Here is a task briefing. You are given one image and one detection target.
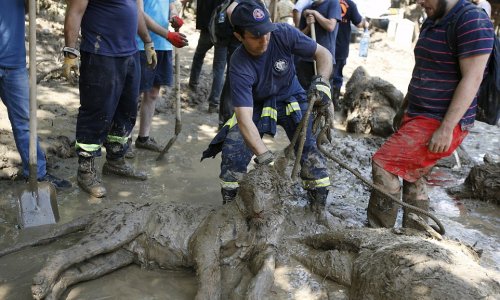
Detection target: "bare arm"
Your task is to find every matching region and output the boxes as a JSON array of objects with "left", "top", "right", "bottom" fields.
[
  {"left": 169, "top": 2, "right": 178, "bottom": 19},
  {"left": 313, "top": 43, "right": 333, "bottom": 81},
  {"left": 303, "top": 9, "right": 337, "bottom": 32},
  {"left": 234, "top": 107, "right": 268, "bottom": 156},
  {"left": 136, "top": 0, "right": 152, "bottom": 43},
  {"left": 429, "top": 53, "right": 490, "bottom": 153},
  {"left": 64, "top": 0, "right": 88, "bottom": 48}
]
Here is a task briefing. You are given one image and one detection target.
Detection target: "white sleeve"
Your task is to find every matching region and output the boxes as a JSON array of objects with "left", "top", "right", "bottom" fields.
[{"left": 293, "top": 0, "right": 312, "bottom": 13}]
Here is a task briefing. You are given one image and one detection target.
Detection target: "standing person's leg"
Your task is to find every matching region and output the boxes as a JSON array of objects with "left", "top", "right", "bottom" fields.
[
  {"left": 220, "top": 123, "right": 254, "bottom": 204},
  {"left": 331, "top": 58, "right": 346, "bottom": 107},
  {"left": 278, "top": 102, "right": 330, "bottom": 210},
  {"left": 207, "top": 44, "right": 227, "bottom": 113},
  {"left": 103, "top": 52, "right": 147, "bottom": 180},
  {"left": 370, "top": 115, "right": 468, "bottom": 228},
  {"left": 0, "top": 67, "right": 70, "bottom": 189},
  {"left": 136, "top": 50, "right": 173, "bottom": 152},
  {"left": 76, "top": 52, "right": 121, "bottom": 197},
  {"left": 188, "top": 29, "right": 213, "bottom": 89},
  {"left": 402, "top": 178, "right": 429, "bottom": 229}
]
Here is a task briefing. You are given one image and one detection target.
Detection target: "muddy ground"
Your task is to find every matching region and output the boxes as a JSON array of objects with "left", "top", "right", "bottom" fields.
[{"left": 0, "top": 5, "right": 499, "bottom": 300}]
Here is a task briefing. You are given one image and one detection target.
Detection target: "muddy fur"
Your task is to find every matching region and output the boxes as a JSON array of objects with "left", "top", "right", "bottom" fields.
[
  {"left": 26, "top": 165, "right": 286, "bottom": 300},
  {"left": 447, "top": 155, "right": 500, "bottom": 204},
  {"left": 290, "top": 228, "right": 500, "bottom": 300},
  {"left": 341, "top": 66, "right": 404, "bottom": 137}
]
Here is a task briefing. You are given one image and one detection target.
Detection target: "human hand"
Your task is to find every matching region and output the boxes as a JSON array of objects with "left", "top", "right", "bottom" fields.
[
  {"left": 428, "top": 126, "right": 453, "bottom": 153},
  {"left": 306, "top": 13, "right": 316, "bottom": 25},
  {"left": 308, "top": 75, "right": 331, "bottom": 107},
  {"left": 167, "top": 31, "right": 189, "bottom": 48},
  {"left": 254, "top": 150, "right": 274, "bottom": 165},
  {"left": 61, "top": 57, "right": 79, "bottom": 85},
  {"left": 170, "top": 16, "right": 184, "bottom": 31},
  {"left": 144, "top": 42, "right": 157, "bottom": 69}
]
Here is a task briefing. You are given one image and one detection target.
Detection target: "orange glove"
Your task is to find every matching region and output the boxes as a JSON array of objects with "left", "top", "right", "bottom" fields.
[
  {"left": 61, "top": 57, "right": 79, "bottom": 85},
  {"left": 166, "top": 31, "right": 189, "bottom": 48},
  {"left": 170, "top": 16, "right": 184, "bottom": 31}
]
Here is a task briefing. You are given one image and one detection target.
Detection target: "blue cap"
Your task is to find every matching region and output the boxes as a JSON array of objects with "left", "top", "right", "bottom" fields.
[{"left": 231, "top": 2, "right": 277, "bottom": 37}]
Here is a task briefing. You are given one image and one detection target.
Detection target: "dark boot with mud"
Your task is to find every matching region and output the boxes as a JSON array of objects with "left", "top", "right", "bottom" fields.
[
  {"left": 367, "top": 162, "right": 401, "bottom": 228},
  {"left": 77, "top": 156, "right": 107, "bottom": 198},
  {"left": 402, "top": 179, "right": 430, "bottom": 230},
  {"left": 221, "top": 188, "right": 238, "bottom": 205},
  {"left": 308, "top": 187, "right": 332, "bottom": 227},
  {"left": 102, "top": 157, "right": 148, "bottom": 180}
]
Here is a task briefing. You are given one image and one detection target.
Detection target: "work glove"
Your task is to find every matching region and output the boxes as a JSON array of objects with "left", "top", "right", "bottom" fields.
[
  {"left": 61, "top": 57, "right": 79, "bottom": 85},
  {"left": 254, "top": 150, "right": 274, "bottom": 165},
  {"left": 308, "top": 75, "right": 332, "bottom": 108},
  {"left": 144, "top": 42, "right": 158, "bottom": 69},
  {"left": 167, "top": 31, "right": 189, "bottom": 48},
  {"left": 170, "top": 16, "right": 184, "bottom": 31}
]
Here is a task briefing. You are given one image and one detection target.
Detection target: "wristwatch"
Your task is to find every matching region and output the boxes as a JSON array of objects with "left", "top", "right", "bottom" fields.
[{"left": 62, "top": 46, "right": 80, "bottom": 58}]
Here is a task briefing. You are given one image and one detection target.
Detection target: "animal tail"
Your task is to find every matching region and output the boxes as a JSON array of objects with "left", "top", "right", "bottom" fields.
[{"left": 0, "top": 214, "right": 93, "bottom": 258}]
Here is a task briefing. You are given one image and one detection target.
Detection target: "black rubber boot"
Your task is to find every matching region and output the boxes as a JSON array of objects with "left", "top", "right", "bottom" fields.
[
  {"left": 221, "top": 188, "right": 238, "bottom": 205},
  {"left": 402, "top": 198, "right": 430, "bottom": 230},
  {"left": 102, "top": 157, "right": 147, "bottom": 180},
  {"left": 367, "top": 190, "right": 400, "bottom": 228},
  {"left": 307, "top": 187, "right": 329, "bottom": 213},
  {"left": 77, "top": 156, "right": 107, "bottom": 198}
]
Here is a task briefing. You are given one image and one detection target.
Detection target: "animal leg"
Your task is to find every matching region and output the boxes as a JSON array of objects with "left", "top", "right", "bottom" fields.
[
  {"left": 45, "top": 249, "right": 134, "bottom": 300},
  {"left": 32, "top": 226, "right": 143, "bottom": 300},
  {"left": 0, "top": 214, "right": 92, "bottom": 258},
  {"left": 246, "top": 251, "right": 275, "bottom": 300}
]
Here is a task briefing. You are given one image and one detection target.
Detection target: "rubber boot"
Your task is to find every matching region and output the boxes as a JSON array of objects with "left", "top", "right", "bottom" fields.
[
  {"left": 307, "top": 187, "right": 329, "bottom": 213},
  {"left": 332, "top": 86, "right": 341, "bottom": 109},
  {"left": 402, "top": 198, "right": 430, "bottom": 230},
  {"left": 367, "top": 189, "right": 400, "bottom": 228},
  {"left": 221, "top": 188, "right": 238, "bottom": 205},
  {"left": 102, "top": 157, "right": 147, "bottom": 180},
  {"left": 77, "top": 156, "right": 107, "bottom": 198}
]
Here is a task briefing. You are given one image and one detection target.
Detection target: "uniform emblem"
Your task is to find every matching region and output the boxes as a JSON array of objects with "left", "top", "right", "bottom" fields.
[
  {"left": 274, "top": 59, "right": 288, "bottom": 72},
  {"left": 253, "top": 8, "right": 265, "bottom": 21}
]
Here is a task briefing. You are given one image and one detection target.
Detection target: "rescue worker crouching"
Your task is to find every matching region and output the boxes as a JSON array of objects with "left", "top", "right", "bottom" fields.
[{"left": 201, "top": 1, "right": 333, "bottom": 212}]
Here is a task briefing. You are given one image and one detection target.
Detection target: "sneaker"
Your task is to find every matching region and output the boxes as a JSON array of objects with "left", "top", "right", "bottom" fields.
[
  {"left": 40, "top": 173, "right": 72, "bottom": 190},
  {"left": 208, "top": 104, "right": 219, "bottom": 114},
  {"left": 135, "top": 137, "right": 162, "bottom": 152}
]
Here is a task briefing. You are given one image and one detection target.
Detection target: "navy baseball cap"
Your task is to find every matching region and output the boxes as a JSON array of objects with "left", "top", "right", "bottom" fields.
[{"left": 230, "top": 2, "right": 276, "bottom": 37}]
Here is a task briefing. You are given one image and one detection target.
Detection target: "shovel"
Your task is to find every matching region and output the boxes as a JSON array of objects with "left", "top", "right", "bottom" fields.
[
  {"left": 17, "top": 0, "right": 59, "bottom": 228},
  {"left": 157, "top": 29, "right": 182, "bottom": 161}
]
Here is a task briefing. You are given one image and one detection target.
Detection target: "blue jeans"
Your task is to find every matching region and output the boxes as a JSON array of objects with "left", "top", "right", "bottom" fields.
[
  {"left": 189, "top": 29, "right": 227, "bottom": 106},
  {"left": 0, "top": 67, "right": 47, "bottom": 178}
]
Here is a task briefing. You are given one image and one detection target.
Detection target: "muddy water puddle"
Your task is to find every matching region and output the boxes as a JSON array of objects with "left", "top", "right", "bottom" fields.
[{"left": 0, "top": 122, "right": 499, "bottom": 299}]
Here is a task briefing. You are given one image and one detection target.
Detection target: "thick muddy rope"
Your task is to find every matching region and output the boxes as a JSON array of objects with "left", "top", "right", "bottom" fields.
[{"left": 286, "top": 103, "right": 445, "bottom": 235}]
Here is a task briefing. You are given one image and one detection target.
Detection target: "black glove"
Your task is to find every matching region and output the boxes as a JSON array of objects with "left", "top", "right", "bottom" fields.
[
  {"left": 308, "top": 75, "right": 332, "bottom": 107},
  {"left": 254, "top": 150, "right": 274, "bottom": 165}
]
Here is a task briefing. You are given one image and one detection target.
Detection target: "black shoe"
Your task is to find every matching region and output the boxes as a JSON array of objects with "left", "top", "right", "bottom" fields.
[
  {"left": 208, "top": 104, "right": 219, "bottom": 114},
  {"left": 40, "top": 173, "right": 72, "bottom": 190},
  {"left": 221, "top": 188, "right": 238, "bottom": 205}
]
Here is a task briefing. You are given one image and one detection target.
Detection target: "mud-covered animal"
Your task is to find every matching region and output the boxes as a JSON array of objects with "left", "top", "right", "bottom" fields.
[
  {"left": 341, "top": 66, "right": 404, "bottom": 137},
  {"left": 8, "top": 165, "right": 285, "bottom": 300},
  {"left": 447, "top": 154, "right": 500, "bottom": 204},
  {"left": 287, "top": 228, "right": 500, "bottom": 300}
]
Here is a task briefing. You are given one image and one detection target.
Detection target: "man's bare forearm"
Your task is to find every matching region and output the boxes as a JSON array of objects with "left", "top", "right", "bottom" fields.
[{"left": 64, "top": 0, "right": 88, "bottom": 48}]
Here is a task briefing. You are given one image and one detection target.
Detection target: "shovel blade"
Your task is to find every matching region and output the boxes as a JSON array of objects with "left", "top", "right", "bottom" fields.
[{"left": 18, "top": 182, "right": 59, "bottom": 228}]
